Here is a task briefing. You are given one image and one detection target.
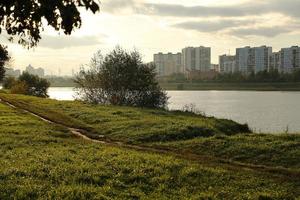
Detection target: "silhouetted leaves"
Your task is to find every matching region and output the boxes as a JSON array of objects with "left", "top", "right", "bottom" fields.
[
  {"left": 0, "top": 45, "right": 10, "bottom": 82},
  {"left": 0, "top": 0, "right": 100, "bottom": 47}
]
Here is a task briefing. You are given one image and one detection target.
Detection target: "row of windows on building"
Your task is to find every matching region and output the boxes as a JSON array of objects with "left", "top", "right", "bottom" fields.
[{"left": 154, "top": 46, "right": 300, "bottom": 77}]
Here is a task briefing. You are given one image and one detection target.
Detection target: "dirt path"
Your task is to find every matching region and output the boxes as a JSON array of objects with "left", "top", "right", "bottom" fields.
[{"left": 1, "top": 97, "right": 299, "bottom": 182}]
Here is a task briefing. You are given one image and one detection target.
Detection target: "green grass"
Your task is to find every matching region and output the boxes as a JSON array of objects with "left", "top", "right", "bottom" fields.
[
  {"left": 151, "top": 134, "right": 300, "bottom": 169},
  {"left": 0, "top": 93, "right": 299, "bottom": 171},
  {"left": 0, "top": 101, "right": 299, "bottom": 199},
  {"left": 0, "top": 93, "right": 250, "bottom": 143}
]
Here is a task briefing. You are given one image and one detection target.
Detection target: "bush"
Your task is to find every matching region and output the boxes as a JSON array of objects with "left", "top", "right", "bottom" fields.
[
  {"left": 3, "top": 77, "right": 17, "bottom": 89},
  {"left": 10, "top": 81, "right": 29, "bottom": 95},
  {"left": 75, "top": 47, "right": 168, "bottom": 108},
  {"left": 18, "top": 72, "right": 50, "bottom": 97},
  {"left": 7, "top": 72, "right": 50, "bottom": 97}
]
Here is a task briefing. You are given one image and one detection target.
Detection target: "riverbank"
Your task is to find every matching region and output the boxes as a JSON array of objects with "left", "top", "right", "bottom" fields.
[
  {"left": 160, "top": 82, "right": 300, "bottom": 91},
  {"left": 0, "top": 93, "right": 299, "bottom": 198},
  {"left": 45, "top": 80, "right": 300, "bottom": 91}
]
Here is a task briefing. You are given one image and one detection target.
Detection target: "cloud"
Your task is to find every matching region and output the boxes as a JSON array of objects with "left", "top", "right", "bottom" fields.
[
  {"left": 173, "top": 19, "right": 254, "bottom": 32},
  {"left": 103, "top": 0, "right": 300, "bottom": 20},
  {"left": 229, "top": 26, "right": 296, "bottom": 37},
  {"left": 38, "top": 35, "right": 103, "bottom": 49}
]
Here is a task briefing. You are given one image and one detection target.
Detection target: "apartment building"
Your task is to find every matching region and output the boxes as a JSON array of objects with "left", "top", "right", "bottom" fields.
[
  {"left": 269, "top": 52, "right": 281, "bottom": 71},
  {"left": 182, "top": 46, "right": 211, "bottom": 73},
  {"left": 280, "top": 46, "right": 300, "bottom": 73},
  {"left": 219, "top": 55, "right": 236, "bottom": 73},
  {"left": 153, "top": 52, "right": 182, "bottom": 76},
  {"left": 236, "top": 46, "right": 272, "bottom": 74}
]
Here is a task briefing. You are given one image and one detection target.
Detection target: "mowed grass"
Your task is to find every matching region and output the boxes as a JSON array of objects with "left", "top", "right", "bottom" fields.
[
  {"left": 0, "top": 93, "right": 299, "bottom": 171},
  {"left": 0, "top": 102, "right": 300, "bottom": 199}
]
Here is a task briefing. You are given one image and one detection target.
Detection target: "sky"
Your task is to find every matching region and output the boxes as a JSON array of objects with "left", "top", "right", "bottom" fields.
[{"left": 1, "top": 0, "right": 300, "bottom": 75}]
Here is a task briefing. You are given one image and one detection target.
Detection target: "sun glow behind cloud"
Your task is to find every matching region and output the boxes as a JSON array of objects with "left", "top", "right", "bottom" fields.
[{"left": 1, "top": 0, "right": 299, "bottom": 75}]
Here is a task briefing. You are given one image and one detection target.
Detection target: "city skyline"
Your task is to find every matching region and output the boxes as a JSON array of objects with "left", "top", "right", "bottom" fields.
[{"left": 1, "top": 0, "right": 300, "bottom": 75}]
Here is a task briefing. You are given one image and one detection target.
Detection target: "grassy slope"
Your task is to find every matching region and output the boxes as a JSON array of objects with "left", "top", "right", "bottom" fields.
[
  {"left": 1, "top": 101, "right": 299, "bottom": 199},
  {"left": 0, "top": 93, "right": 299, "bottom": 171}
]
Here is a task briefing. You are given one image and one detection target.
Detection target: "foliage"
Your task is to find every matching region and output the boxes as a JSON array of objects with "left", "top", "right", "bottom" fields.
[
  {"left": 0, "top": 45, "right": 10, "bottom": 82},
  {"left": 75, "top": 47, "right": 168, "bottom": 108},
  {"left": 0, "top": 102, "right": 299, "bottom": 199},
  {"left": 2, "top": 76, "right": 17, "bottom": 89},
  {"left": 0, "top": 0, "right": 100, "bottom": 47},
  {"left": 160, "top": 69, "right": 300, "bottom": 83},
  {"left": 10, "top": 81, "right": 29, "bottom": 95},
  {"left": 18, "top": 72, "right": 50, "bottom": 97},
  {"left": 46, "top": 76, "right": 76, "bottom": 87},
  {"left": 5, "top": 72, "right": 50, "bottom": 97}
]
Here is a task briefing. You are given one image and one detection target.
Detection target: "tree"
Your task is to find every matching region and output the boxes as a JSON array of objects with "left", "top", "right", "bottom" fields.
[
  {"left": 75, "top": 47, "right": 168, "bottom": 108},
  {"left": 0, "top": 45, "right": 10, "bottom": 82},
  {"left": 0, "top": 0, "right": 100, "bottom": 47},
  {"left": 17, "top": 72, "right": 50, "bottom": 97}
]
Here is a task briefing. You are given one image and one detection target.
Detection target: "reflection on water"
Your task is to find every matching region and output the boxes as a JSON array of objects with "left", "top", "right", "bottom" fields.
[{"left": 49, "top": 87, "right": 300, "bottom": 133}]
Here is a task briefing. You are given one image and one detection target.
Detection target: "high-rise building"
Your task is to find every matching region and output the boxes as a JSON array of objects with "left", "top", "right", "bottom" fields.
[
  {"left": 25, "top": 64, "right": 45, "bottom": 77},
  {"left": 236, "top": 46, "right": 251, "bottom": 74},
  {"left": 182, "top": 46, "right": 211, "bottom": 73},
  {"left": 5, "top": 68, "right": 21, "bottom": 77},
  {"left": 280, "top": 46, "right": 300, "bottom": 73},
  {"left": 219, "top": 55, "right": 236, "bottom": 73},
  {"left": 253, "top": 46, "right": 272, "bottom": 73},
  {"left": 236, "top": 46, "right": 272, "bottom": 74},
  {"left": 269, "top": 52, "right": 281, "bottom": 72},
  {"left": 153, "top": 52, "right": 182, "bottom": 76}
]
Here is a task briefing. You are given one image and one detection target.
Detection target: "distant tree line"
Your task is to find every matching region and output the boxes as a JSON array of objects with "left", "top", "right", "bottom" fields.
[{"left": 159, "top": 70, "right": 300, "bottom": 83}]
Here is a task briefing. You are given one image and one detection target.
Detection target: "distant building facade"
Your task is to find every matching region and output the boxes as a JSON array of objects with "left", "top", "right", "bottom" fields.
[
  {"left": 5, "top": 68, "right": 21, "bottom": 77},
  {"left": 25, "top": 64, "right": 45, "bottom": 77},
  {"left": 280, "top": 46, "right": 300, "bottom": 73},
  {"left": 153, "top": 52, "right": 182, "bottom": 76},
  {"left": 219, "top": 55, "right": 236, "bottom": 73},
  {"left": 211, "top": 64, "right": 219, "bottom": 72},
  {"left": 269, "top": 52, "right": 281, "bottom": 72},
  {"left": 182, "top": 46, "right": 211, "bottom": 73},
  {"left": 236, "top": 46, "right": 272, "bottom": 74}
]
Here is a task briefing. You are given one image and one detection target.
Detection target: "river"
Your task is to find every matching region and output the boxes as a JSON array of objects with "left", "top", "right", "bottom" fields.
[{"left": 48, "top": 87, "right": 300, "bottom": 133}]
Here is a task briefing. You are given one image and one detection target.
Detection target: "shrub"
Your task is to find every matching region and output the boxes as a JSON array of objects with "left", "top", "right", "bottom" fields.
[
  {"left": 7, "top": 72, "right": 50, "bottom": 97},
  {"left": 3, "top": 76, "right": 17, "bottom": 89},
  {"left": 75, "top": 47, "right": 168, "bottom": 108},
  {"left": 10, "top": 81, "right": 28, "bottom": 95},
  {"left": 18, "top": 72, "right": 50, "bottom": 97}
]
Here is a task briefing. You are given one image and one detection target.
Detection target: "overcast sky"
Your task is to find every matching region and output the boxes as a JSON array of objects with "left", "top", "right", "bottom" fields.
[{"left": 1, "top": 0, "right": 300, "bottom": 75}]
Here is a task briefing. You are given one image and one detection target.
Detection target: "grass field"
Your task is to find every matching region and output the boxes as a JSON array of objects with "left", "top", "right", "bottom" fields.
[
  {"left": 0, "top": 93, "right": 299, "bottom": 199},
  {"left": 0, "top": 93, "right": 299, "bottom": 169}
]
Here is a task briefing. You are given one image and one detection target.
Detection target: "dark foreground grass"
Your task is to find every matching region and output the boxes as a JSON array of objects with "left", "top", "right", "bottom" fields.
[
  {"left": 0, "top": 102, "right": 299, "bottom": 199},
  {"left": 1, "top": 93, "right": 299, "bottom": 170}
]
